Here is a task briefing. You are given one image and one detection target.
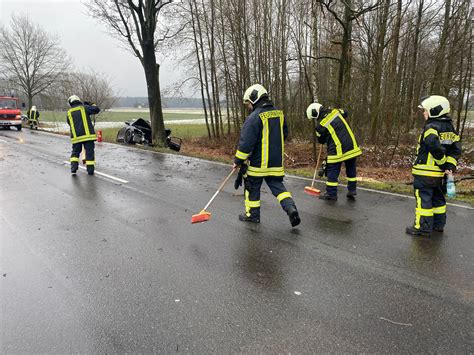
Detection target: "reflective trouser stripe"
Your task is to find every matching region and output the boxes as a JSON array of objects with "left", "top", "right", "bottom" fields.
[
  {"left": 277, "top": 191, "right": 292, "bottom": 202},
  {"left": 433, "top": 205, "right": 446, "bottom": 214},
  {"left": 85, "top": 160, "right": 95, "bottom": 166},
  {"left": 246, "top": 200, "right": 261, "bottom": 208},
  {"left": 70, "top": 157, "right": 80, "bottom": 162},
  {"left": 245, "top": 190, "right": 250, "bottom": 216},
  {"left": 416, "top": 208, "right": 433, "bottom": 216},
  {"left": 326, "top": 181, "right": 338, "bottom": 186},
  {"left": 347, "top": 177, "right": 357, "bottom": 182},
  {"left": 415, "top": 190, "right": 421, "bottom": 229},
  {"left": 244, "top": 190, "right": 260, "bottom": 217},
  {"left": 415, "top": 190, "right": 433, "bottom": 229}
]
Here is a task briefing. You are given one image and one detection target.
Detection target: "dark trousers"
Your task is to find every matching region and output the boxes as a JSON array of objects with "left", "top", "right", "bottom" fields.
[
  {"left": 70, "top": 140, "right": 95, "bottom": 174},
  {"left": 244, "top": 176, "right": 296, "bottom": 218},
  {"left": 326, "top": 158, "right": 357, "bottom": 196},
  {"left": 28, "top": 119, "right": 38, "bottom": 128},
  {"left": 412, "top": 178, "right": 446, "bottom": 232}
]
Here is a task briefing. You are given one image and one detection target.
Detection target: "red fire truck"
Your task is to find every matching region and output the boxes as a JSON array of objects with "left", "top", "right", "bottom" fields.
[{"left": 0, "top": 95, "right": 23, "bottom": 131}]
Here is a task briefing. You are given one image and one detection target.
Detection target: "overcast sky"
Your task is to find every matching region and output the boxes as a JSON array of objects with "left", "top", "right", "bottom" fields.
[{"left": 0, "top": 0, "right": 188, "bottom": 97}]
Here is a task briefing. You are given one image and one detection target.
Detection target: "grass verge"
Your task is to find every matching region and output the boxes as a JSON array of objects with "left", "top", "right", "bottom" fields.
[{"left": 40, "top": 110, "right": 205, "bottom": 122}]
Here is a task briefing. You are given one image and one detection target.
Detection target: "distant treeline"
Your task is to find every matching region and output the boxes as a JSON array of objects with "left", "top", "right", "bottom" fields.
[{"left": 115, "top": 96, "right": 204, "bottom": 109}]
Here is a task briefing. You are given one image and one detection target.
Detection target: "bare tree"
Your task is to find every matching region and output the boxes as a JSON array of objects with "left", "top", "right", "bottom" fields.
[
  {"left": 180, "top": 0, "right": 472, "bottom": 156},
  {"left": 86, "top": 0, "right": 181, "bottom": 147},
  {"left": 0, "top": 14, "right": 69, "bottom": 108},
  {"left": 68, "top": 70, "right": 116, "bottom": 112}
]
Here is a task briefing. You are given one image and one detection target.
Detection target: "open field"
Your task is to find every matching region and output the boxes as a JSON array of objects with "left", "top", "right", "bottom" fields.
[
  {"left": 99, "top": 124, "right": 211, "bottom": 141},
  {"left": 40, "top": 109, "right": 206, "bottom": 123}
]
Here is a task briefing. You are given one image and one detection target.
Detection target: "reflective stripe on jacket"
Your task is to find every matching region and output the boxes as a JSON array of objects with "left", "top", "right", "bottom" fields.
[
  {"left": 67, "top": 104, "right": 98, "bottom": 144},
  {"left": 316, "top": 109, "right": 361, "bottom": 163},
  {"left": 412, "top": 117, "right": 461, "bottom": 178},
  {"left": 234, "top": 101, "right": 288, "bottom": 177},
  {"left": 28, "top": 110, "right": 39, "bottom": 122}
]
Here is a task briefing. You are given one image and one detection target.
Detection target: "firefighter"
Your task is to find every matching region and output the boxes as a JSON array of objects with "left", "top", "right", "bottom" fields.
[
  {"left": 406, "top": 95, "right": 461, "bottom": 237},
  {"left": 306, "top": 103, "right": 362, "bottom": 200},
  {"left": 27, "top": 105, "right": 40, "bottom": 129},
  {"left": 66, "top": 95, "right": 100, "bottom": 175},
  {"left": 233, "top": 84, "right": 301, "bottom": 227}
]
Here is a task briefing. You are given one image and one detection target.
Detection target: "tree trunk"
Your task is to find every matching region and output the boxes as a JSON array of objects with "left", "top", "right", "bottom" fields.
[
  {"left": 142, "top": 42, "right": 166, "bottom": 146},
  {"left": 337, "top": 0, "right": 352, "bottom": 107},
  {"left": 404, "top": 0, "right": 423, "bottom": 132},
  {"left": 369, "top": 0, "right": 390, "bottom": 143},
  {"left": 384, "top": 0, "right": 402, "bottom": 139},
  {"left": 431, "top": 0, "right": 451, "bottom": 93}
]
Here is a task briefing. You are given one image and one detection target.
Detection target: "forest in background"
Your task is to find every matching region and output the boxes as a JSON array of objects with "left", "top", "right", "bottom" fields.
[{"left": 177, "top": 0, "right": 471, "bottom": 153}]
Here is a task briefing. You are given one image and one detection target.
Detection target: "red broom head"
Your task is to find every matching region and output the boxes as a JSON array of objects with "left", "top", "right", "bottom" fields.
[
  {"left": 191, "top": 210, "right": 212, "bottom": 224},
  {"left": 304, "top": 186, "right": 321, "bottom": 196}
]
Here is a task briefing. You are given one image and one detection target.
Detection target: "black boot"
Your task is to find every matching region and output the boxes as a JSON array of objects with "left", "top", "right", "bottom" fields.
[
  {"left": 287, "top": 206, "right": 301, "bottom": 227},
  {"left": 347, "top": 190, "right": 357, "bottom": 199},
  {"left": 239, "top": 214, "right": 260, "bottom": 224},
  {"left": 71, "top": 161, "right": 78, "bottom": 175},
  {"left": 87, "top": 166, "right": 95, "bottom": 175},
  {"left": 405, "top": 226, "right": 431, "bottom": 237},
  {"left": 319, "top": 193, "right": 337, "bottom": 201}
]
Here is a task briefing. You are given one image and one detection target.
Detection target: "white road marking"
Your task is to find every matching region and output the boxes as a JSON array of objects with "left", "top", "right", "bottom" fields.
[
  {"left": 62, "top": 161, "right": 128, "bottom": 184},
  {"left": 152, "top": 153, "right": 473, "bottom": 210},
  {"left": 145, "top": 152, "right": 473, "bottom": 210},
  {"left": 288, "top": 174, "right": 473, "bottom": 210},
  {"left": 0, "top": 139, "right": 8, "bottom": 143}
]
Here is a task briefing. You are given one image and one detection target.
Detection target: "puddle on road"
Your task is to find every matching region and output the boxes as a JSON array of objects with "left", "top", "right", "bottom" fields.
[{"left": 311, "top": 214, "right": 354, "bottom": 235}]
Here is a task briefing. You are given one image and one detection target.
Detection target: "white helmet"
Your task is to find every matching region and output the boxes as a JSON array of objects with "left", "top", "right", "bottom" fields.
[
  {"left": 418, "top": 95, "right": 450, "bottom": 118},
  {"left": 243, "top": 84, "right": 268, "bottom": 105},
  {"left": 306, "top": 103, "right": 323, "bottom": 120},
  {"left": 68, "top": 95, "right": 82, "bottom": 106},
  {"left": 31, "top": 105, "right": 37, "bottom": 111}
]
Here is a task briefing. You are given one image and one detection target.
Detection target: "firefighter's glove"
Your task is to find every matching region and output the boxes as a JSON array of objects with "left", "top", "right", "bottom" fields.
[
  {"left": 234, "top": 164, "right": 248, "bottom": 190},
  {"left": 318, "top": 159, "right": 327, "bottom": 177}
]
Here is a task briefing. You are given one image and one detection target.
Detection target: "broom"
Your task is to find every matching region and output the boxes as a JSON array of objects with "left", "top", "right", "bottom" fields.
[
  {"left": 304, "top": 144, "right": 323, "bottom": 196},
  {"left": 191, "top": 167, "right": 237, "bottom": 224}
]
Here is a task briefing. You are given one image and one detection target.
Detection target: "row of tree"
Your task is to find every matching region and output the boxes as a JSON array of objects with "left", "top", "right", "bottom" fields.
[
  {"left": 0, "top": 14, "right": 115, "bottom": 112},
  {"left": 4, "top": 1, "right": 469, "bottom": 151},
  {"left": 181, "top": 0, "right": 472, "bottom": 149}
]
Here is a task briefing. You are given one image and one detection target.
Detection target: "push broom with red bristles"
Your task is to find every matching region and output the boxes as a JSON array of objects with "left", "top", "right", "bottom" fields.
[
  {"left": 191, "top": 167, "right": 237, "bottom": 224},
  {"left": 304, "top": 145, "right": 323, "bottom": 196}
]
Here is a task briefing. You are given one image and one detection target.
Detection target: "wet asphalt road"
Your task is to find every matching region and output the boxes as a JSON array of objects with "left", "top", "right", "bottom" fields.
[{"left": 0, "top": 128, "right": 473, "bottom": 353}]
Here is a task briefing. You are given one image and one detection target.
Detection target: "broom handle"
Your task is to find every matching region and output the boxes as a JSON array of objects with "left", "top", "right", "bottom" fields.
[
  {"left": 311, "top": 145, "right": 323, "bottom": 188},
  {"left": 203, "top": 167, "right": 237, "bottom": 211}
]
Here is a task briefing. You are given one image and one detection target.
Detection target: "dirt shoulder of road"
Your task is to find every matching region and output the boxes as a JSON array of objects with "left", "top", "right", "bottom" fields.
[{"left": 177, "top": 134, "right": 474, "bottom": 205}]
